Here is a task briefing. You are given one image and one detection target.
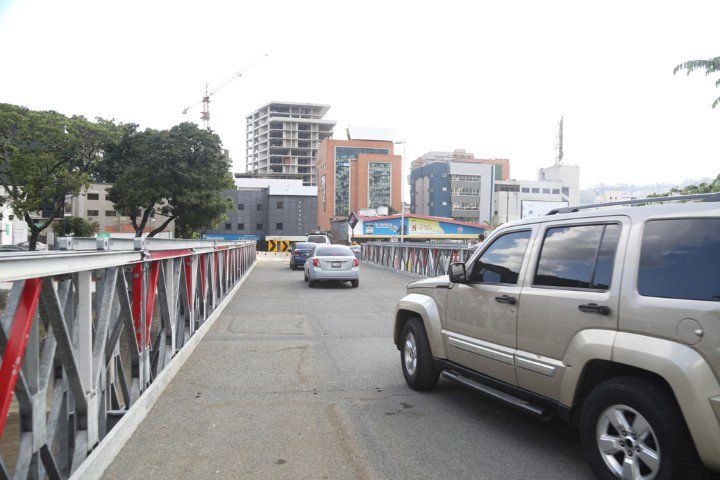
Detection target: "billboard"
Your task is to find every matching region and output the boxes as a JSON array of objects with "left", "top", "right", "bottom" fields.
[{"left": 521, "top": 200, "right": 568, "bottom": 219}]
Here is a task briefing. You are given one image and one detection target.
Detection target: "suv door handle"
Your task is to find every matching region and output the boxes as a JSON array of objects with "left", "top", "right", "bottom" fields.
[
  {"left": 495, "top": 295, "right": 517, "bottom": 305},
  {"left": 578, "top": 303, "right": 610, "bottom": 315}
]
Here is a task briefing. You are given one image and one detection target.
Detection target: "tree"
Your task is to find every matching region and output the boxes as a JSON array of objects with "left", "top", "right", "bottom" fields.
[
  {"left": 0, "top": 104, "right": 120, "bottom": 250},
  {"left": 104, "top": 122, "right": 234, "bottom": 238},
  {"left": 52, "top": 216, "right": 99, "bottom": 237},
  {"left": 648, "top": 173, "right": 720, "bottom": 197},
  {"left": 673, "top": 56, "right": 720, "bottom": 109}
]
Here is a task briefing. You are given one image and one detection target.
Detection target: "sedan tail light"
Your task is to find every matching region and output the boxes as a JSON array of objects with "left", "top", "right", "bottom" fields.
[
  {"left": 292, "top": 251, "right": 299, "bottom": 256},
  {"left": 312, "top": 258, "right": 320, "bottom": 267},
  {"left": 353, "top": 258, "right": 359, "bottom": 267}
]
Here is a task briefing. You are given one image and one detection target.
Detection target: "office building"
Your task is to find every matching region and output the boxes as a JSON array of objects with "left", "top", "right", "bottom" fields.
[
  {"left": 410, "top": 150, "right": 508, "bottom": 224},
  {"left": 245, "top": 102, "right": 336, "bottom": 186},
  {"left": 205, "top": 178, "right": 317, "bottom": 242},
  {"left": 315, "top": 139, "right": 401, "bottom": 230}
]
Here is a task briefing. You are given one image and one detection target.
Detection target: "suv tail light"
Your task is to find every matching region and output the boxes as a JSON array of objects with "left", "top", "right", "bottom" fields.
[
  {"left": 353, "top": 258, "right": 359, "bottom": 267},
  {"left": 312, "top": 258, "right": 320, "bottom": 267}
]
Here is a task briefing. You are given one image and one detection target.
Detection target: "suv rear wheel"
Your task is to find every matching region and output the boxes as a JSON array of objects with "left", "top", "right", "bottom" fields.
[
  {"left": 579, "top": 376, "right": 704, "bottom": 480},
  {"left": 400, "top": 318, "right": 439, "bottom": 391}
]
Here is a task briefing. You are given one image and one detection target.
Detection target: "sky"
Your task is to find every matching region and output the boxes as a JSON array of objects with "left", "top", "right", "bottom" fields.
[{"left": 0, "top": 0, "right": 718, "bottom": 191}]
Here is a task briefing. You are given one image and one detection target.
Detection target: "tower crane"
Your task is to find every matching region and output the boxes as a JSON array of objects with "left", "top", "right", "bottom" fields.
[{"left": 182, "top": 54, "right": 268, "bottom": 129}]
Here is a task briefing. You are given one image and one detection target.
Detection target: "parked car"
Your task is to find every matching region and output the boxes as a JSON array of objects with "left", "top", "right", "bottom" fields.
[
  {"left": 393, "top": 194, "right": 720, "bottom": 479},
  {"left": 350, "top": 245, "right": 361, "bottom": 259},
  {"left": 306, "top": 234, "right": 331, "bottom": 244},
  {"left": 304, "top": 244, "right": 359, "bottom": 288},
  {"left": 0, "top": 244, "right": 27, "bottom": 252},
  {"left": 289, "top": 242, "right": 315, "bottom": 270}
]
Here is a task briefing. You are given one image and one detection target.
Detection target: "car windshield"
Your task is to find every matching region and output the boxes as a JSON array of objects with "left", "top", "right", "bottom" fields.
[
  {"left": 294, "top": 243, "right": 314, "bottom": 250},
  {"left": 315, "top": 246, "right": 352, "bottom": 256}
]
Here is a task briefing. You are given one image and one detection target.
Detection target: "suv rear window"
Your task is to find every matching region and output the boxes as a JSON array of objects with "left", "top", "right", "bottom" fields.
[
  {"left": 638, "top": 218, "right": 720, "bottom": 301},
  {"left": 534, "top": 224, "right": 621, "bottom": 290},
  {"left": 307, "top": 235, "right": 329, "bottom": 243}
]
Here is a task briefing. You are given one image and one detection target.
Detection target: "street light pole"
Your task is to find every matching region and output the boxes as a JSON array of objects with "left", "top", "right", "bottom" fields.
[{"left": 394, "top": 141, "right": 406, "bottom": 242}]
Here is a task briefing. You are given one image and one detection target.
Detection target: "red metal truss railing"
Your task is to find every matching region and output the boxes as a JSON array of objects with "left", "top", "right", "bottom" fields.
[
  {"left": 0, "top": 239, "right": 256, "bottom": 479},
  {"left": 361, "top": 241, "right": 474, "bottom": 278}
]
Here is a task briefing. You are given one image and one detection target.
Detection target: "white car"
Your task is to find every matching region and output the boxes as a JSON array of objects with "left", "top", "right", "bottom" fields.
[{"left": 304, "top": 245, "right": 359, "bottom": 288}]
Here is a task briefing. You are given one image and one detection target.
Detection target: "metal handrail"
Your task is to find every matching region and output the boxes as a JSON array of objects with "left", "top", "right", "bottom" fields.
[
  {"left": 361, "top": 241, "right": 474, "bottom": 277},
  {"left": 0, "top": 240, "right": 256, "bottom": 478}
]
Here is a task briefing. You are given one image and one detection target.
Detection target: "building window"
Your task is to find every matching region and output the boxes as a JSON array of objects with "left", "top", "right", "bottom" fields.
[
  {"left": 238, "top": 223, "right": 244, "bottom": 230},
  {"left": 87, "top": 193, "right": 99, "bottom": 200},
  {"left": 276, "top": 223, "right": 283, "bottom": 230},
  {"left": 441, "top": 172, "right": 448, "bottom": 177},
  {"left": 368, "top": 162, "right": 391, "bottom": 209},
  {"left": 552, "top": 189, "right": 560, "bottom": 194},
  {"left": 521, "top": 187, "right": 530, "bottom": 193},
  {"left": 532, "top": 188, "right": 540, "bottom": 193},
  {"left": 257, "top": 204, "right": 263, "bottom": 211},
  {"left": 276, "top": 201, "right": 283, "bottom": 209},
  {"left": 450, "top": 174, "right": 482, "bottom": 182},
  {"left": 494, "top": 184, "right": 520, "bottom": 192},
  {"left": 442, "top": 187, "right": 448, "bottom": 191},
  {"left": 542, "top": 188, "right": 551, "bottom": 194},
  {"left": 256, "top": 223, "right": 263, "bottom": 230},
  {"left": 104, "top": 210, "right": 115, "bottom": 217},
  {"left": 562, "top": 187, "right": 570, "bottom": 196},
  {"left": 442, "top": 201, "right": 447, "bottom": 206},
  {"left": 87, "top": 210, "right": 99, "bottom": 217},
  {"left": 238, "top": 203, "right": 244, "bottom": 210}
]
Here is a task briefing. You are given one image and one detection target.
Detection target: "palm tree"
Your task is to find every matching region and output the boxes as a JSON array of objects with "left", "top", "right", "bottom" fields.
[{"left": 673, "top": 56, "right": 720, "bottom": 109}]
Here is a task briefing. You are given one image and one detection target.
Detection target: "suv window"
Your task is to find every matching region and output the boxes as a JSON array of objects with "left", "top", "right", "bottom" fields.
[
  {"left": 638, "top": 218, "right": 720, "bottom": 301},
  {"left": 470, "top": 230, "right": 531, "bottom": 284},
  {"left": 307, "top": 235, "right": 329, "bottom": 243},
  {"left": 534, "top": 224, "right": 620, "bottom": 290}
]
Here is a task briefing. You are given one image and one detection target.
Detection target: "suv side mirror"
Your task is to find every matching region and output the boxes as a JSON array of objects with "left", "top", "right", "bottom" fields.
[{"left": 448, "top": 262, "right": 467, "bottom": 284}]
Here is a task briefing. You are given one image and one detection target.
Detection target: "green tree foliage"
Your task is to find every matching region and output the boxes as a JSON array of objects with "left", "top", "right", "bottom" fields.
[
  {"left": 673, "top": 56, "right": 720, "bottom": 109},
  {"left": 0, "top": 104, "right": 120, "bottom": 250},
  {"left": 104, "top": 122, "right": 234, "bottom": 238},
  {"left": 51, "top": 216, "right": 99, "bottom": 237},
  {"left": 647, "top": 173, "right": 720, "bottom": 197}
]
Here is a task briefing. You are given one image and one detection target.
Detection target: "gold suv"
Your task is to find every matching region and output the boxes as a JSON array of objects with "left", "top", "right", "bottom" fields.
[{"left": 393, "top": 194, "right": 720, "bottom": 480}]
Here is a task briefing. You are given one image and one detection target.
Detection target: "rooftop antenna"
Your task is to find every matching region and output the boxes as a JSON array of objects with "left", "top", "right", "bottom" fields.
[{"left": 554, "top": 116, "right": 564, "bottom": 165}]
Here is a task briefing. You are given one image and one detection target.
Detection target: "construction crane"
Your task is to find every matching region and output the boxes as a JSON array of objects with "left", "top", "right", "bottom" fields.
[{"left": 182, "top": 54, "right": 268, "bottom": 129}]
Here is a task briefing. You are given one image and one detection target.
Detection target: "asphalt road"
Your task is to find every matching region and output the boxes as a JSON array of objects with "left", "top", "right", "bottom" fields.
[{"left": 102, "top": 260, "right": 594, "bottom": 480}]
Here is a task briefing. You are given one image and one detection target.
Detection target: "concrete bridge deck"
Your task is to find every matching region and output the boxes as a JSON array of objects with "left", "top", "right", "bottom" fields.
[{"left": 101, "top": 260, "right": 592, "bottom": 479}]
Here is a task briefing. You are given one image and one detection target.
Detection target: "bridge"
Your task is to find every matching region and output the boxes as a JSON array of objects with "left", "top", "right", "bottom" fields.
[{"left": 0, "top": 241, "right": 593, "bottom": 479}]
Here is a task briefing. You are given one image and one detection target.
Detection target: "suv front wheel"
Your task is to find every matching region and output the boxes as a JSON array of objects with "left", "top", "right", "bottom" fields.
[
  {"left": 579, "top": 376, "right": 704, "bottom": 480},
  {"left": 400, "top": 317, "right": 439, "bottom": 391}
]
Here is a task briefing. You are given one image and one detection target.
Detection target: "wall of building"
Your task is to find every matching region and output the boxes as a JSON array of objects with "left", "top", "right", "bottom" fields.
[
  {"left": 410, "top": 162, "right": 451, "bottom": 217},
  {"left": 449, "top": 162, "right": 494, "bottom": 224}
]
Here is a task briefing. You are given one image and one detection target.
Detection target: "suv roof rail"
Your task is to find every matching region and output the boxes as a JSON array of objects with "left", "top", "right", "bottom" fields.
[{"left": 545, "top": 192, "right": 720, "bottom": 216}]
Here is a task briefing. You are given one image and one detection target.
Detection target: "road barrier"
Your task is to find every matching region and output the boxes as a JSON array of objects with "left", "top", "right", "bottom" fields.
[
  {"left": 361, "top": 241, "right": 475, "bottom": 278},
  {"left": 0, "top": 238, "right": 256, "bottom": 479}
]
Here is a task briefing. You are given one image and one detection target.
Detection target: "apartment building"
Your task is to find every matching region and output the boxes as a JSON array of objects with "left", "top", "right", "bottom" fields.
[{"left": 245, "top": 102, "right": 336, "bottom": 186}]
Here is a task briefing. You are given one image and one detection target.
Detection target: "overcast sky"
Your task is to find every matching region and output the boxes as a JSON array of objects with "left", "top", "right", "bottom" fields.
[{"left": 1, "top": 0, "right": 718, "bottom": 190}]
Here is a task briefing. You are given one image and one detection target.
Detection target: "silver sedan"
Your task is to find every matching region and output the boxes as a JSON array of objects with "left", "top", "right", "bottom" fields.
[{"left": 304, "top": 245, "right": 359, "bottom": 288}]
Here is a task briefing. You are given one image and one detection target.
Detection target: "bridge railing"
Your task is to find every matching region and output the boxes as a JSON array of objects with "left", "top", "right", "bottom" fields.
[
  {"left": 361, "top": 241, "right": 475, "bottom": 278},
  {"left": 0, "top": 238, "right": 256, "bottom": 479}
]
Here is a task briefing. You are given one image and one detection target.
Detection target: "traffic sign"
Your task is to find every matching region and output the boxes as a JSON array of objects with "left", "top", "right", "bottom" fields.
[{"left": 348, "top": 212, "right": 358, "bottom": 228}]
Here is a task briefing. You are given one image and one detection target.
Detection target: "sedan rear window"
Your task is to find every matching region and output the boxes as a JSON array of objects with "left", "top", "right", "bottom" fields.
[
  {"left": 316, "top": 246, "right": 353, "bottom": 256},
  {"left": 638, "top": 218, "right": 720, "bottom": 301}
]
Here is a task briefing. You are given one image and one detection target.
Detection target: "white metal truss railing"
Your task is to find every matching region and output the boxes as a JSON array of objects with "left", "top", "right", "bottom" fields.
[
  {"left": 361, "top": 242, "right": 474, "bottom": 278},
  {"left": 0, "top": 239, "right": 256, "bottom": 479}
]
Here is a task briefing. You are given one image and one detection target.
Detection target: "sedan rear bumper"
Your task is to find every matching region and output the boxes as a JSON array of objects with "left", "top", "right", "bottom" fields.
[{"left": 308, "top": 267, "right": 359, "bottom": 281}]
